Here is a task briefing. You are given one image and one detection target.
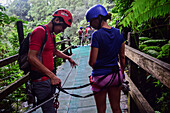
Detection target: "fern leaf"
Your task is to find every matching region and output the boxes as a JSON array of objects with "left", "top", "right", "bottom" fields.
[
  {"left": 119, "top": 0, "right": 170, "bottom": 29},
  {"left": 146, "top": 50, "right": 160, "bottom": 57},
  {"left": 143, "top": 46, "right": 161, "bottom": 51}
]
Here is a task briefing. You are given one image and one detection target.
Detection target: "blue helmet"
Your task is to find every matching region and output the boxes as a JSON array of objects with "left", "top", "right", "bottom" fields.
[
  {"left": 80, "top": 26, "right": 83, "bottom": 29},
  {"left": 87, "top": 25, "right": 91, "bottom": 27},
  {"left": 85, "top": 4, "right": 107, "bottom": 22}
]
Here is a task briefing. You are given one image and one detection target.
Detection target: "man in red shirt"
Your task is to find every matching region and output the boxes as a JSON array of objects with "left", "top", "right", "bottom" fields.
[
  {"left": 28, "top": 9, "right": 77, "bottom": 113},
  {"left": 85, "top": 25, "right": 91, "bottom": 45},
  {"left": 78, "top": 26, "right": 83, "bottom": 45}
]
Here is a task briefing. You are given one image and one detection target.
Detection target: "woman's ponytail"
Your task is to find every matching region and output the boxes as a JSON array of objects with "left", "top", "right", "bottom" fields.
[{"left": 103, "top": 13, "right": 112, "bottom": 21}]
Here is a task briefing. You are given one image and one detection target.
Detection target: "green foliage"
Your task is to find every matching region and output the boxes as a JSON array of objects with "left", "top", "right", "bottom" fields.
[
  {"left": 143, "top": 46, "right": 161, "bottom": 52},
  {"left": 119, "top": 0, "right": 170, "bottom": 30},
  {"left": 7, "top": 0, "right": 30, "bottom": 21},
  {"left": 145, "top": 50, "right": 160, "bottom": 57},
  {"left": 157, "top": 44, "right": 170, "bottom": 59},
  {"left": 113, "top": 0, "right": 133, "bottom": 19},
  {"left": 139, "top": 37, "right": 151, "bottom": 42},
  {"left": 152, "top": 78, "right": 170, "bottom": 113},
  {"left": 139, "top": 44, "right": 147, "bottom": 50},
  {"left": 156, "top": 92, "right": 170, "bottom": 113},
  {"left": 142, "top": 39, "right": 167, "bottom": 46},
  {"left": 139, "top": 37, "right": 169, "bottom": 60},
  {"left": 0, "top": 5, "right": 18, "bottom": 28}
]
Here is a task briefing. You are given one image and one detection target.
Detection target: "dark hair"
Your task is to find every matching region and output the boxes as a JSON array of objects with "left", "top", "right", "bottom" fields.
[
  {"left": 51, "top": 16, "right": 65, "bottom": 23},
  {"left": 102, "top": 13, "right": 111, "bottom": 21}
]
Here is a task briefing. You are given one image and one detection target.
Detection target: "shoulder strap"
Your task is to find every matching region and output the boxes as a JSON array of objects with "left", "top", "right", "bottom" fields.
[
  {"left": 39, "top": 25, "right": 47, "bottom": 54},
  {"left": 34, "top": 25, "right": 48, "bottom": 63},
  {"left": 52, "top": 33, "right": 57, "bottom": 74}
]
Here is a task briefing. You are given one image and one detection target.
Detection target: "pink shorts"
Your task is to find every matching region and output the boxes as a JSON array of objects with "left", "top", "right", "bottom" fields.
[{"left": 90, "top": 71, "right": 123, "bottom": 92}]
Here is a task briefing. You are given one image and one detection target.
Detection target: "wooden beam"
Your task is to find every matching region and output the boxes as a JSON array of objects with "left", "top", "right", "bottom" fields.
[
  {"left": 125, "top": 45, "right": 170, "bottom": 88},
  {"left": 0, "top": 73, "right": 30, "bottom": 101},
  {"left": 16, "top": 21, "right": 24, "bottom": 47},
  {"left": 125, "top": 74, "right": 155, "bottom": 113},
  {"left": 0, "top": 54, "right": 18, "bottom": 68},
  {"left": 62, "top": 46, "right": 72, "bottom": 53},
  {"left": 56, "top": 39, "right": 70, "bottom": 45}
]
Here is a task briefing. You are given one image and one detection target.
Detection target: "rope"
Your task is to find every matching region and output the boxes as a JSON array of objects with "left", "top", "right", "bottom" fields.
[
  {"left": 62, "top": 67, "right": 73, "bottom": 87},
  {"left": 25, "top": 93, "right": 59, "bottom": 113}
]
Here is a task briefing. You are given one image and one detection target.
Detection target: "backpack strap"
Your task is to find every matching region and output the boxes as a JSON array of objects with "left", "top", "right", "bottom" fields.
[
  {"left": 29, "top": 25, "right": 48, "bottom": 80},
  {"left": 39, "top": 25, "right": 47, "bottom": 57},
  {"left": 52, "top": 33, "right": 57, "bottom": 74}
]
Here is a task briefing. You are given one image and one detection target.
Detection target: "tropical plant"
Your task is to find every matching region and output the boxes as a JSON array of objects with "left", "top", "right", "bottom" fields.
[{"left": 119, "top": 0, "right": 170, "bottom": 31}]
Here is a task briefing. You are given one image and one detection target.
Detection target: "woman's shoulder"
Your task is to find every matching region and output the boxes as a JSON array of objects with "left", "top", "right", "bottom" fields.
[
  {"left": 111, "top": 27, "right": 123, "bottom": 36},
  {"left": 112, "top": 27, "right": 120, "bottom": 32}
]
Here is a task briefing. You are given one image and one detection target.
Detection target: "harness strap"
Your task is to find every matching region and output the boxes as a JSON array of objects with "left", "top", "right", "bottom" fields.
[
  {"left": 63, "top": 65, "right": 121, "bottom": 90},
  {"left": 57, "top": 74, "right": 114, "bottom": 98},
  {"left": 63, "top": 70, "right": 113, "bottom": 90},
  {"left": 57, "top": 71, "right": 118, "bottom": 98}
]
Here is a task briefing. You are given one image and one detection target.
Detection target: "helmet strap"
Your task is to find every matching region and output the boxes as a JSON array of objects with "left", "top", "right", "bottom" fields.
[{"left": 52, "top": 20, "right": 65, "bottom": 33}]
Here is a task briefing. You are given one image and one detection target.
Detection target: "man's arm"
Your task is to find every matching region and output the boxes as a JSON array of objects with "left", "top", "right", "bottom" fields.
[
  {"left": 28, "top": 49, "right": 61, "bottom": 85},
  {"left": 54, "top": 49, "right": 77, "bottom": 68}
]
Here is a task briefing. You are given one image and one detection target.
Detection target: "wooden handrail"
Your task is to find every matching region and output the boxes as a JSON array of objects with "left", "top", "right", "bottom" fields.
[
  {"left": 53, "top": 46, "right": 72, "bottom": 59},
  {"left": 0, "top": 72, "right": 30, "bottom": 101},
  {"left": 125, "top": 45, "right": 170, "bottom": 88},
  {"left": 125, "top": 73, "right": 155, "bottom": 113},
  {"left": 56, "top": 39, "right": 70, "bottom": 45},
  {"left": 0, "top": 54, "right": 18, "bottom": 68},
  {"left": 62, "top": 45, "right": 72, "bottom": 53}
]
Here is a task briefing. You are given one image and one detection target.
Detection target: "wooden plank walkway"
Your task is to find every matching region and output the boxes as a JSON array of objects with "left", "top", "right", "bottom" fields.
[{"left": 33, "top": 46, "right": 128, "bottom": 113}]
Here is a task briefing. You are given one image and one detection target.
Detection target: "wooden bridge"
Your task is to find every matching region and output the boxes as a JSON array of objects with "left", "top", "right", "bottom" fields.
[
  {"left": 0, "top": 21, "right": 170, "bottom": 113},
  {"left": 32, "top": 46, "right": 128, "bottom": 113}
]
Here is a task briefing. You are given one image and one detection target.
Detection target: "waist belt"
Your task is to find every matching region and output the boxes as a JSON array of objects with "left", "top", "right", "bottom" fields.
[
  {"left": 94, "top": 65, "right": 119, "bottom": 71},
  {"left": 32, "top": 76, "right": 49, "bottom": 82},
  {"left": 30, "top": 69, "right": 55, "bottom": 81}
]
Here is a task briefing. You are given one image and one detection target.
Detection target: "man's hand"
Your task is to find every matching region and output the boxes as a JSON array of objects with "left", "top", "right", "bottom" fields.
[
  {"left": 68, "top": 58, "right": 77, "bottom": 68},
  {"left": 50, "top": 76, "right": 61, "bottom": 86}
]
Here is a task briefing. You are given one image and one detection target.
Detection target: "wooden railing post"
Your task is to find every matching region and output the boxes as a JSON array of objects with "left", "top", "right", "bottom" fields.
[
  {"left": 16, "top": 21, "right": 24, "bottom": 47},
  {"left": 67, "top": 37, "right": 72, "bottom": 55},
  {"left": 60, "top": 36, "right": 66, "bottom": 62},
  {"left": 127, "top": 32, "right": 139, "bottom": 113}
]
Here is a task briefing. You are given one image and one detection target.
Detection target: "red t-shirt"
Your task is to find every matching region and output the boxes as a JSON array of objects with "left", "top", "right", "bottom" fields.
[
  {"left": 29, "top": 25, "right": 55, "bottom": 71},
  {"left": 78, "top": 29, "right": 83, "bottom": 36},
  {"left": 85, "top": 27, "right": 90, "bottom": 34}
]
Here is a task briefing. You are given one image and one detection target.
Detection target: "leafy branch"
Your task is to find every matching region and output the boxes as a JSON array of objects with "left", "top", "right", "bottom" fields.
[{"left": 119, "top": 0, "right": 170, "bottom": 30}]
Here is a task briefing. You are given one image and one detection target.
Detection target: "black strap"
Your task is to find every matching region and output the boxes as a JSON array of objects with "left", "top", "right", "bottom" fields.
[
  {"left": 63, "top": 71, "right": 113, "bottom": 90},
  {"left": 59, "top": 68, "right": 120, "bottom": 98},
  {"left": 37, "top": 25, "right": 47, "bottom": 62},
  {"left": 52, "top": 34, "right": 57, "bottom": 74},
  {"left": 57, "top": 71, "right": 117, "bottom": 98},
  {"left": 30, "top": 25, "right": 48, "bottom": 80},
  {"left": 63, "top": 65, "right": 120, "bottom": 90}
]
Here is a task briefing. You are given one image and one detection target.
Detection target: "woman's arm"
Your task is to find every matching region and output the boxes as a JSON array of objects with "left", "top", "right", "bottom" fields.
[
  {"left": 89, "top": 47, "right": 98, "bottom": 68},
  {"left": 118, "top": 42, "right": 125, "bottom": 75}
]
